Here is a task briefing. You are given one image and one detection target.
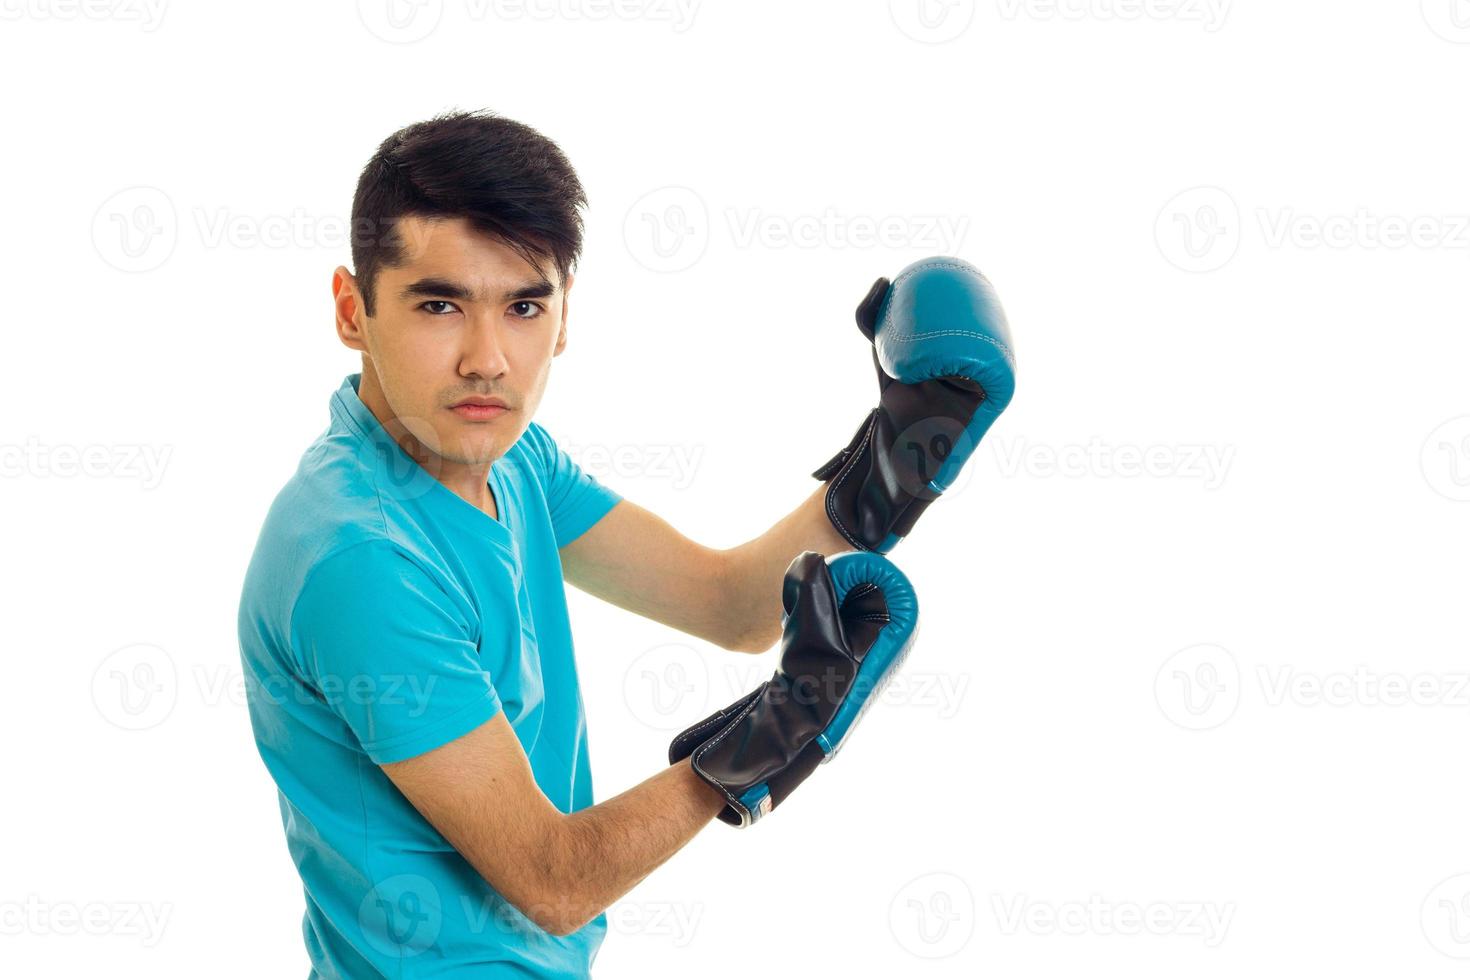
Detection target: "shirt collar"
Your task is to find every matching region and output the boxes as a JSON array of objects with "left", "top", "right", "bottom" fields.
[
  {"left": 328, "top": 372, "right": 514, "bottom": 544},
  {"left": 330, "top": 372, "right": 395, "bottom": 452}
]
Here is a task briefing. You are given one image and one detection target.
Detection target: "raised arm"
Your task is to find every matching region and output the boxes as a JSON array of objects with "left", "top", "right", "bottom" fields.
[
  {"left": 558, "top": 485, "right": 852, "bottom": 653},
  {"left": 383, "top": 712, "right": 726, "bottom": 936}
]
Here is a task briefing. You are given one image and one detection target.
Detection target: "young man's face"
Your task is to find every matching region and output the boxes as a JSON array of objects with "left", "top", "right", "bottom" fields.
[{"left": 334, "top": 215, "right": 571, "bottom": 473}]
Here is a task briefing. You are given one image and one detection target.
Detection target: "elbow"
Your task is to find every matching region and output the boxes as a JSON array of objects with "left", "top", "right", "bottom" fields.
[
  {"left": 496, "top": 883, "right": 595, "bottom": 939},
  {"left": 483, "top": 823, "right": 599, "bottom": 938},
  {"left": 714, "top": 549, "right": 780, "bottom": 654},
  {"left": 542, "top": 911, "right": 594, "bottom": 939},
  {"left": 525, "top": 904, "right": 584, "bottom": 938},
  {"left": 725, "top": 621, "right": 779, "bottom": 654}
]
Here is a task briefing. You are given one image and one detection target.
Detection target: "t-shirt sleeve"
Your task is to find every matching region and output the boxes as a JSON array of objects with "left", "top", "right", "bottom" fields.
[
  {"left": 524, "top": 421, "right": 623, "bottom": 548},
  {"left": 289, "top": 541, "right": 503, "bottom": 765}
]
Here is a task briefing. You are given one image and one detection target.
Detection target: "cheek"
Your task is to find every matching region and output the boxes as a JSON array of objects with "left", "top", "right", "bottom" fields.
[
  {"left": 372, "top": 330, "right": 443, "bottom": 407},
  {"left": 383, "top": 320, "right": 459, "bottom": 374},
  {"left": 505, "top": 323, "right": 558, "bottom": 365}
]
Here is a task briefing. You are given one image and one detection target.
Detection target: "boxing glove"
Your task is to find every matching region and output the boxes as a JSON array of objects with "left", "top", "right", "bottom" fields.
[
  {"left": 669, "top": 550, "right": 920, "bottom": 827},
  {"left": 813, "top": 256, "right": 1016, "bottom": 553}
]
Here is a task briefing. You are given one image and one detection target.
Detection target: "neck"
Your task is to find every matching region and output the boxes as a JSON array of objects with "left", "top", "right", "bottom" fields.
[{"left": 355, "top": 368, "right": 498, "bottom": 519}]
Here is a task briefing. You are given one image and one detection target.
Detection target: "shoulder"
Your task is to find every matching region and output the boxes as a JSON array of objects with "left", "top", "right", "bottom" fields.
[
  {"left": 294, "top": 537, "right": 457, "bottom": 622},
  {"left": 240, "top": 433, "right": 442, "bottom": 624},
  {"left": 501, "top": 418, "right": 576, "bottom": 494},
  {"left": 509, "top": 419, "right": 556, "bottom": 469},
  {"left": 254, "top": 437, "right": 390, "bottom": 567}
]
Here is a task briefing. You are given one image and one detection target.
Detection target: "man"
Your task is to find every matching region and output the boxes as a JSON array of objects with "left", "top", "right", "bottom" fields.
[{"left": 238, "top": 109, "right": 1010, "bottom": 977}]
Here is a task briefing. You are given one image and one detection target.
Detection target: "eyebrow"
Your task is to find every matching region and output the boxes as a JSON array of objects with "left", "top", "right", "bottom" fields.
[{"left": 399, "top": 276, "right": 557, "bottom": 304}]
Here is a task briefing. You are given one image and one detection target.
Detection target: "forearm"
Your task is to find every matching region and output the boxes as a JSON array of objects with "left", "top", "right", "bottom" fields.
[
  {"left": 719, "top": 483, "right": 852, "bottom": 652},
  {"left": 537, "top": 757, "right": 725, "bottom": 934}
]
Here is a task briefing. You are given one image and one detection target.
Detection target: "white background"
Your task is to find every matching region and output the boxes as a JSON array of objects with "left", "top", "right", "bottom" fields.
[{"left": 3, "top": 1, "right": 1468, "bottom": 976}]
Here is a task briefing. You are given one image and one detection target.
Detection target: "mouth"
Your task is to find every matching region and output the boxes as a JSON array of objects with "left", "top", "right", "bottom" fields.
[{"left": 449, "top": 396, "right": 512, "bottom": 421}]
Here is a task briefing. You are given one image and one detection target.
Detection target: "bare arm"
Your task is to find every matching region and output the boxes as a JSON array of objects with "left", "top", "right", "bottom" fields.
[
  {"left": 560, "top": 486, "right": 851, "bottom": 653},
  {"left": 383, "top": 711, "right": 726, "bottom": 937}
]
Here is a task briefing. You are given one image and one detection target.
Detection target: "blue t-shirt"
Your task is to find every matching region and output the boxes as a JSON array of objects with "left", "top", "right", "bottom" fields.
[{"left": 238, "top": 373, "right": 622, "bottom": 978}]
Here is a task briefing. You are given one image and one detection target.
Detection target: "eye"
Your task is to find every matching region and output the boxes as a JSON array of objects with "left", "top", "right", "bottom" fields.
[
  {"left": 510, "top": 301, "right": 545, "bottom": 319},
  {"left": 419, "top": 300, "right": 460, "bottom": 316}
]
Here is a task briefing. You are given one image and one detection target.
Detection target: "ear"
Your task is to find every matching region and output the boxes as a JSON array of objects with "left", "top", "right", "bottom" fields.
[
  {"left": 333, "top": 266, "right": 368, "bottom": 353},
  {"left": 554, "top": 271, "right": 573, "bottom": 357}
]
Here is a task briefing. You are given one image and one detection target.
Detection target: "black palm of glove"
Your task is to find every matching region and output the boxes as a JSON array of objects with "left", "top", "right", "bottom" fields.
[
  {"left": 668, "top": 550, "right": 917, "bottom": 828},
  {"left": 812, "top": 275, "right": 989, "bottom": 553}
]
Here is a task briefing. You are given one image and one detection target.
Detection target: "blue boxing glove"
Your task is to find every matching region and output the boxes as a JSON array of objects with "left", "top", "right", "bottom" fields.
[
  {"left": 813, "top": 256, "right": 1016, "bottom": 553},
  {"left": 668, "top": 550, "right": 920, "bottom": 827}
]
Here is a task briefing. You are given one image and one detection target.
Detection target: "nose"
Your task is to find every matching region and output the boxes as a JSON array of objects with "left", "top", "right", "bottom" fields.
[{"left": 459, "top": 313, "right": 510, "bottom": 381}]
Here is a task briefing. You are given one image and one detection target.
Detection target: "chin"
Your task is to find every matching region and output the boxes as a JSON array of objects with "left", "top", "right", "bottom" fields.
[{"left": 449, "top": 438, "right": 503, "bottom": 466}]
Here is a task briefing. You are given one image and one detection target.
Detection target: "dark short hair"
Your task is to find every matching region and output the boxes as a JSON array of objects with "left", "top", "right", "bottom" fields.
[{"left": 350, "top": 109, "right": 587, "bottom": 316}]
